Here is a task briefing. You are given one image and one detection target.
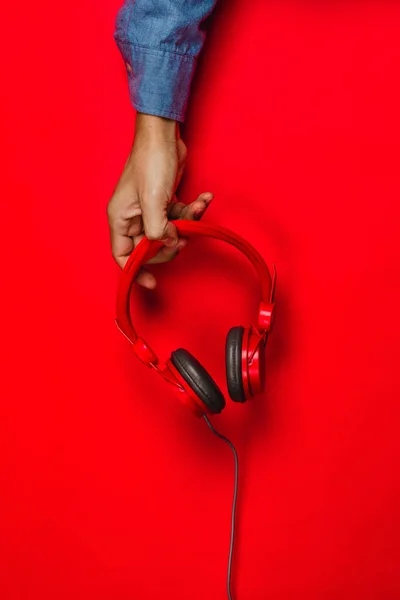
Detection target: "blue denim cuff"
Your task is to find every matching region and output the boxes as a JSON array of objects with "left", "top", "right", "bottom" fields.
[{"left": 114, "top": 39, "right": 197, "bottom": 122}]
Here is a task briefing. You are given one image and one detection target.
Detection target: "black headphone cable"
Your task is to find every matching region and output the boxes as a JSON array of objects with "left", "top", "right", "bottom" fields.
[{"left": 203, "top": 415, "right": 239, "bottom": 600}]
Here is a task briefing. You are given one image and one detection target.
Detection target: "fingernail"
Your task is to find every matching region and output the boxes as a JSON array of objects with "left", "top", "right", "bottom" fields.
[
  {"left": 162, "top": 237, "right": 177, "bottom": 247},
  {"left": 177, "top": 239, "right": 187, "bottom": 250}
]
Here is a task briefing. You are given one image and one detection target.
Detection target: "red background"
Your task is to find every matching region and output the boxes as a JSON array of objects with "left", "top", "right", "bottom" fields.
[{"left": 1, "top": 1, "right": 399, "bottom": 599}]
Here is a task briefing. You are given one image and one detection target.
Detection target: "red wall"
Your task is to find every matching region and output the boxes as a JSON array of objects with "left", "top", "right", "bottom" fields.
[{"left": 1, "top": 1, "right": 399, "bottom": 599}]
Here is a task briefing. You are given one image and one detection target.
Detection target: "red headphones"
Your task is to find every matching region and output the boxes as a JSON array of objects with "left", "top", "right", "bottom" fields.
[{"left": 116, "top": 221, "right": 276, "bottom": 418}]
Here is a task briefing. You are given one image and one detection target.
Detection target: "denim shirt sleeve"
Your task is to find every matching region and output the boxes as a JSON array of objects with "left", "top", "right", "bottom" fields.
[{"left": 114, "top": 1, "right": 218, "bottom": 122}]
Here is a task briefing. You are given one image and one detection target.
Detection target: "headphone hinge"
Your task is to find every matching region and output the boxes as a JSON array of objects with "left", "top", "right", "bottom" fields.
[{"left": 257, "top": 301, "right": 275, "bottom": 332}]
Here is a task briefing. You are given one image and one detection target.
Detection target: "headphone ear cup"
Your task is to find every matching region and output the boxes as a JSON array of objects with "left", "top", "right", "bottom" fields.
[
  {"left": 226, "top": 326, "right": 246, "bottom": 403},
  {"left": 171, "top": 349, "right": 226, "bottom": 414}
]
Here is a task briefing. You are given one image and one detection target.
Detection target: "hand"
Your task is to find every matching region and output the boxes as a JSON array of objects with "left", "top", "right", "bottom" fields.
[{"left": 107, "top": 113, "right": 213, "bottom": 289}]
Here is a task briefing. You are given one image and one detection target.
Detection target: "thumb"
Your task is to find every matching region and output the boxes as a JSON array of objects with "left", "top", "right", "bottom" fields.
[
  {"left": 159, "top": 220, "right": 178, "bottom": 247},
  {"left": 141, "top": 192, "right": 178, "bottom": 247}
]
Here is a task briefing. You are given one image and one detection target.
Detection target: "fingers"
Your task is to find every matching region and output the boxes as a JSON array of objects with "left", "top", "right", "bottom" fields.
[
  {"left": 168, "top": 192, "right": 213, "bottom": 220},
  {"left": 147, "top": 191, "right": 213, "bottom": 266},
  {"left": 168, "top": 196, "right": 186, "bottom": 219},
  {"left": 146, "top": 238, "right": 187, "bottom": 264},
  {"left": 110, "top": 229, "right": 135, "bottom": 269},
  {"left": 181, "top": 192, "right": 214, "bottom": 221},
  {"left": 135, "top": 267, "right": 157, "bottom": 289},
  {"left": 161, "top": 219, "right": 179, "bottom": 247},
  {"left": 109, "top": 190, "right": 214, "bottom": 286},
  {"left": 127, "top": 213, "right": 143, "bottom": 237},
  {"left": 122, "top": 232, "right": 157, "bottom": 288},
  {"left": 140, "top": 191, "right": 179, "bottom": 247},
  {"left": 131, "top": 231, "right": 185, "bottom": 267},
  {"left": 108, "top": 207, "right": 142, "bottom": 269}
]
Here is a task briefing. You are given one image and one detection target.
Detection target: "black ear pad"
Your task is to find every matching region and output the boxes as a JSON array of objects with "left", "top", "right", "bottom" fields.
[
  {"left": 171, "top": 349, "right": 226, "bottom": 414},
  {"left": 226, "top": 326, "right": 246, "bottom": 403}
]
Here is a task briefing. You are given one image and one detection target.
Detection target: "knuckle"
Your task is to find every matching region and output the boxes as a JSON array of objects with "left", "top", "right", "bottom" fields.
[
  {"left": 179, "top": 144, "right": 188, "bottom": 166},
  {"left": 145, "top": 227, "right": 164, "bottom": 241},
  {"left": 106, "top": 199, "right": 115, "bottom": 220},
  {"left": 178, "top": 138, "right": 187, "bottom": 156}
]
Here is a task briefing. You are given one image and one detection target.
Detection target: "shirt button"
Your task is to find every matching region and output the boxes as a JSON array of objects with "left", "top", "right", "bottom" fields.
[{"left": 126, "top": 63, "right": 132, "bottom": 73}]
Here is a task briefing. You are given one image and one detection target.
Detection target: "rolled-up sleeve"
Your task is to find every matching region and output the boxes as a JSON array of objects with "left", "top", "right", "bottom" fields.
[{"left": 114, "top": 1, "right": 218, "bottom": 122}]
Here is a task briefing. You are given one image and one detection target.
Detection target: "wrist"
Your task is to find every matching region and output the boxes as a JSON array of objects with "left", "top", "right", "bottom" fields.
[{"left": 135, "top": 112, "right": 177, "bottom": 143}]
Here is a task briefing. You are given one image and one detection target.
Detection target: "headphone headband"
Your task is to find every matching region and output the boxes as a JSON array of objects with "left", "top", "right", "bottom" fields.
[{"left": 116, "top": 220, "right": 275, "bottom": 342}]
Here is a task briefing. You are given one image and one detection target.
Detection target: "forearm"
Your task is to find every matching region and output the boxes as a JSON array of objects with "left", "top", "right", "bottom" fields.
[{"left": 114, "top": 0, "right": 218, "bottom": 122}]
